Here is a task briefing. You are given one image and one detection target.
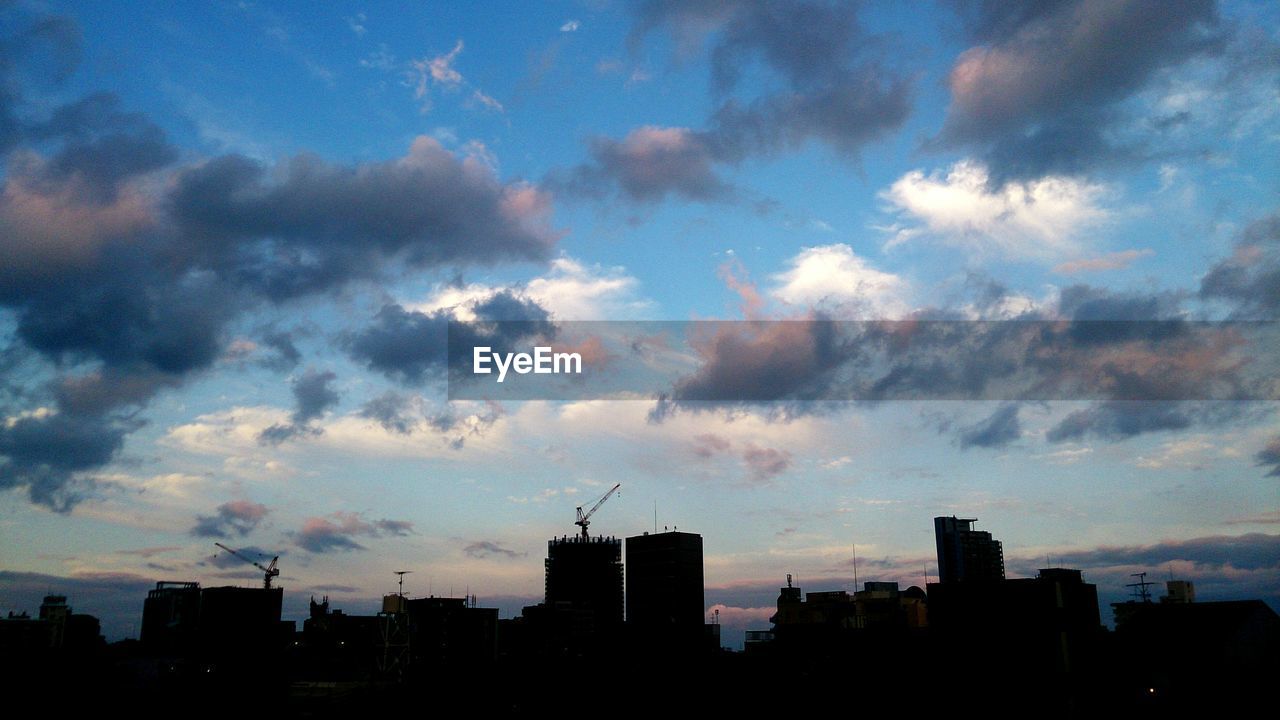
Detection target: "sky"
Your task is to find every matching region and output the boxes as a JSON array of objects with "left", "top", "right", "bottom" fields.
[{"left": 1, "top": 0, "right": 1278, "bottom": 649}]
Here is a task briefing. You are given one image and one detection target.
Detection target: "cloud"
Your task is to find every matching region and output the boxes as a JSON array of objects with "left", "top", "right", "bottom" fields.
[
  {"left": 359, "top": 391, "right": 417, "bottom": 435},
  {"left": 770, "top": 244, "right": 908, "bottom": 318},
  {"left": 1225, "top": 511, "right": 1280, "bottom": 526},
  {"left": 935, "top": 0, "right": 1226, "bottom": 179},
  {"left": 168, "top": 137, "right": 555, "bottom": 301},
  {"left": 191, "top": 500, "right": 270, "bottom": 538},
  {"left": 257, "top": 368, "right": 339, "bottom": 446},
  {"left": 880, "top": 161, "right": 1110, "bottom": 260},
  {"left": 554, "top": 126, "right": 731, "bottom": 203},
  {"left": 691, "top": 433, "right": 731, "bottom": 459},
  {"left": 0, "top": 13, "right": 559, "bottom": 510},
  {"left": 294, "top": 511, "right": 415, "bottom": 554},
  {"left": 407, "top": 40, "right": 505, "bottom": 115},
  {"left": 1047, "top": 401, "right": 1194, "bottom": 443},
  {"left": 524, "top": 258, "right": 652, "bottom": 320},
  {"left": 958, "top": 403, "right": 1022, "bottom": 449},
  {"left": 257, "top": 328, "right": 302, "bottom": 371},
  {"left": 568, "top": 1, "right": 912, "bottom": 207},
  {"left": 742, "top": 443, "right": 791, "bottom": 483},
  {"left": 1041, "top": 532, "right": 1280, "bottom": 573},
  {"left": 463, "top": 540, "right": 525, "bottom": 559},
  {"left": 1199, "top": 214, "right": 1280, "bottom": 319},
  {"left": 346, "top": 290, "right": 553, "bottom": 385},
  {"left": 645, "top": 0, "right": 913, "bottom": 158},
  {"left": 0, "top": 408, "right": 131, "bottom": 511},
  {"left": 1053, "top": 249, "right": 1155, "bottom": 275},
  {"left": 560, "top": 20, "right": 581, "bottom": 33},
  {"left": 1257, "top": 436, "right": 1280, "bottom": 477}
]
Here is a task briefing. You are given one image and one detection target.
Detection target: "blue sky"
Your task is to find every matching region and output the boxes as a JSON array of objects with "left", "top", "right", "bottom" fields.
[{"left": 1, "top": 1, "right": 1278, "bottom": 648}]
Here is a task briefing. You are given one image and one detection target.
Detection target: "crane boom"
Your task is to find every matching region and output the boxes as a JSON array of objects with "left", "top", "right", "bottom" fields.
[
  {"left": 214, "top": 542, "right": 281, "bottom": 589},
  {"left": 574, "top": 483, "right": 620, "bottom": 539}
]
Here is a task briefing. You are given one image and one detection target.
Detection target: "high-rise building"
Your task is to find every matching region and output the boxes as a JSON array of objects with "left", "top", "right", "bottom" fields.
[
  {"left": 934, "top": 516, "right": 1005, "bottom": 583},
  {"left": 141, "top": 581, "right": 201, "bottom": 652},
  {"left": 544, "top": 534, "right": 624, "bottom": 647},
  {"left": 625, "top": 530, "right": 704, "bottom": 645},
  {"left": 140, "top": 581, "right": 285, "bottom": 656}
]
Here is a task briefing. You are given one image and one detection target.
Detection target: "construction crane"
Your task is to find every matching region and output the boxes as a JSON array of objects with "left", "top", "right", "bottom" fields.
[
  {"left": 214, "top": 543, "right": 280, "bottom": 590},
  {"left": 574, "top": 483, "right": 620, "bottom": 539}
]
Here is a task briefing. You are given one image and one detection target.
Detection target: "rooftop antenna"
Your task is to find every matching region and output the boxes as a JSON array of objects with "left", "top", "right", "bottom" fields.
[
  {"left": 394, "top": 570, "right": 411, "bottom": 598},
  {"left": 1126, "top": 572, "right": 1156, "bottom": 603},
  {"left": 654, "top": 500, "right": 658, "bottom": 534}
]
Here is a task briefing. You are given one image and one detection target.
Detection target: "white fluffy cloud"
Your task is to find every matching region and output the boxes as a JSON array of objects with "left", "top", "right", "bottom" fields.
[
  {"left": 414, "top": 256, "right": 653, "bottom": 321},
  {"left": 880, "top": 161, "right": 1110, "bottom": 260},
  {"left": 770, "top": 244, "right": 909, "bottom": 318}
]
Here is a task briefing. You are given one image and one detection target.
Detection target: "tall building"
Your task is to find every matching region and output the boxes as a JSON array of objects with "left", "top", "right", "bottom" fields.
[
  {"left": 934, "top": 516, "right": 1005, "bottom": 583},
  {"left": 141, "top": 581, "right": 201, "bottom": 652},
  {"left": 625, "top": 530, "right": 704, "bottom": 646},
  {"left": 544, "top": 534, "right": 623, "bottom": 648},
  {"left": 140, "top": 581, "right": 285, "bottom": 657}
]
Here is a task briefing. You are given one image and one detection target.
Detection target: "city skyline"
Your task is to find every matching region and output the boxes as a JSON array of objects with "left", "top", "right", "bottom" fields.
[{"left": 2, "top": 1, "right": 1278, "bottom": 651}]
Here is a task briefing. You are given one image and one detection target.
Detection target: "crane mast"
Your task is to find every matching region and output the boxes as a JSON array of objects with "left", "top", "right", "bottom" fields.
[{"left": 574, "top": 483, "right": 620, "bottom": 539}]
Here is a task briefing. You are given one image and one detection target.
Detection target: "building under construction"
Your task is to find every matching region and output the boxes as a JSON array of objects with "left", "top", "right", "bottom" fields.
[
  {"left": 141, "top": 581, "right": 288, "bottom": 658},
  {"left": 544, "top": 534, "right": 624, "bottom": 648}
]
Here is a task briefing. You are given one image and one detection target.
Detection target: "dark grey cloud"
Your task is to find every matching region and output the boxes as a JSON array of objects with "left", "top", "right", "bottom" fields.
[
  {"left": 291, "top": 369, "right": 339, "bottom": 423},
  {"left": 1037, "top": 533, "right": 1280, "bottom": 573},
  {"left": 28, "top": 93, "right": 178, "bottom": 202},
  {"left": 348, "top": 290, "right": 554, "bottom": 385},
  {"left": 190, "top": 500, "right": 270, "bottom": 538},
  {"left": 552, "top": 127, "right": 732, "bottom": 204},
  {"left": 1200, "top": 214, "right": 1280, "bottom": 320},
  {"left": 167, "top": 141, "right": 554, "bottom": 301},
  {"left": 649, "top": 284, "right": 1276, "bottom": 447},
  {"left": 958, "top": 403, "right": 1022, "bottom": 449},
  {"left": 360, "top": 391, "right": 416, "bottom": 434},
  {"left": 346, "top": 304, "right": 448, "bottom": 385},
  {"left": 0, "top": 12, "right": 561, "bottom": 510},
  {"left": 0, "top": 410, "right": 132, "bottom": 511},
  {"left": 934, "top": 0, "right": 1226, "bottom": 180},
  {"left": 257, "top": 368, "right": 339, "bottom": 446},
  {"left": 1257, "top": 436, "right": 1280, "bottom": 478},
  {"left": 463, "top": 540, "right": 525, "bottom": 559},
  {"left": 258, "top": 329, "right": 302, "bottom": 371},
  {"left": 563, "top": 1, "right": 912, "bottom": 204},
  {"left": 1046, "top": 401, "right": 1193, "bottom": 442},
  {"left": 294, "top": 512, "right": 415, "bottom": 554}
]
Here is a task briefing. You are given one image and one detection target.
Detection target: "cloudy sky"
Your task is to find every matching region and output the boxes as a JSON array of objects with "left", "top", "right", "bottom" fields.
[{"left": 1, "top": 1, "right": 1278, "bottom": 647}]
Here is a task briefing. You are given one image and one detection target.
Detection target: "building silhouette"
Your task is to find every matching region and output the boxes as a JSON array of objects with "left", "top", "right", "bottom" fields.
[
  {"left": 543, "top": 534, "right": 624, "bottom": 653},
  {"left": 140, "top": 581, "right": 288, "bottom": 659},
  {"left": 141, "top": 581, "right": 201, "bottom": 652},
  {"left": 934, "top": 515, "right": 1005, "bottom": 583},
  {"left": 625, "top": 530, "right": 704, "bottom": 648},
  {"left": 0, "top": 595, "right": 102, "bottom": 653},
  {"left": 1112, "top": 581, "right": 1279, "bottom": 708}
]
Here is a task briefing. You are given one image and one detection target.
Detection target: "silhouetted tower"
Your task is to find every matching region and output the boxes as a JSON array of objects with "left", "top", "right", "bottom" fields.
[
  {"left": 625, "top": 530, "right": 704, "bottom": 645},
  {"left": 934, "top": 516, "right": 1005, "bottom": 583},
  {"left": 545, "top": 534, "right": 624, "bottom": 639}
]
